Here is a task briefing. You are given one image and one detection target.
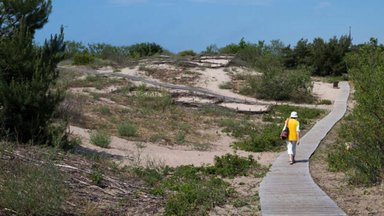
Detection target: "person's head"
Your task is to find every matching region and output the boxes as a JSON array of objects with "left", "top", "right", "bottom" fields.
[{"left": 290, "top": 111, "right": 298, "bottom": 118}]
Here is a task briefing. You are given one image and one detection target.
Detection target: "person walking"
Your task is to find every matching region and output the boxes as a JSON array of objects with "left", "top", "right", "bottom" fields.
[{"left": 283, "top": 111, "right": 300, "bottom": 165}]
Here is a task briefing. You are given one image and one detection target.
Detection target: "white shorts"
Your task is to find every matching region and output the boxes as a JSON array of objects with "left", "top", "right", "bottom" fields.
[{"left": 286, "top": 141, "right": 297, "bottom": 156}]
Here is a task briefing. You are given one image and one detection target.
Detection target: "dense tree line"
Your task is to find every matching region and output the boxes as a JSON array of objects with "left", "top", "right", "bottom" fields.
[{"left": 66, "top": 41, "right": 164, "bottom": 65}]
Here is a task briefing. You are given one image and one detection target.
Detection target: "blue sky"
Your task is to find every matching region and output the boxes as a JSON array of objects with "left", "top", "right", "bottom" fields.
[{"left": 35, "top": 0, "right": 384, "bottom": 52}]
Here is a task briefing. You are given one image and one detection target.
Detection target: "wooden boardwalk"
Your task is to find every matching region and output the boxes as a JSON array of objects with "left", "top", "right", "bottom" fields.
[{"left": 259, "top": 82, "right": 350, "bottom": 216}]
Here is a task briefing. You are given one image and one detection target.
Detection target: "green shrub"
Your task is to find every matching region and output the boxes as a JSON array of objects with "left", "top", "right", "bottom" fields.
[
  {"left": 117, "top": 121, "right": 137, "bottom": 137},
  {"left": 90, "top": 130, "right": 111, "bottom": 148},
  {"left": 136, "top": 91, "right": 173, "bottom": 111},
  {"left": 218, "top": 118, "right": 255, "bottom": 138},
  {"left": 176, "top": 130, "right": 186, "bottom": 144},
  {"left": 318, "top": 99, "right": 332, "bottom": 105},
  {"left": 133, "top": 153, "right": 268, "bottom": 215},
  {"left": 204, "top": 154, "right": 262, "bottom": 178},
  {"left": 178, "top": 50, "right": 196, "bottom": 56},
  {"left": 164, "top": 177, "right": 230, "bottom": 216},
  {"left": 128, "top": 42, "right": 163, "bottom": 58},
  {"left": 73, "top": 51, "right": 95, "bottom": 65},
  {"left": 99, "top": 105, "right": 111, "bottom": 114},
  {"left": 255, "top": 67, "right": 314, "bottom": 103},
  {"left": 0, "top": 159, "right": 66, "bottom": 215},
  {"left": 90, "top": 165, "right": 104, "bottom": 187},
  {"left": 234, "top": 123, "right": 283, "bottom": 152},
  {"left": 219, "top": 43, "right": 241, "bottom": 54}
]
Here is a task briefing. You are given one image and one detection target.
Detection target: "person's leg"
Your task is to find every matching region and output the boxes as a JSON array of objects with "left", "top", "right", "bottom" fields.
[
  {"left": 286, "top": 141, "right": 293, "bottom": 164},
  {"left": 292, "top": 141, "right": 297, "bottom": 163}
]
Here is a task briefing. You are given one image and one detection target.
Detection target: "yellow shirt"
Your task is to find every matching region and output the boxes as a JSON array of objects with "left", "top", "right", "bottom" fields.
[{"left": 286, "top": 118, "right": 300, "bottom": 141}]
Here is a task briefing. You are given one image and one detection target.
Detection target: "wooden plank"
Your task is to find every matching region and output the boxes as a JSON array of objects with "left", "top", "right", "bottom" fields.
[{"left": 259, "top": 82, "right": 350, "bottom": 216}]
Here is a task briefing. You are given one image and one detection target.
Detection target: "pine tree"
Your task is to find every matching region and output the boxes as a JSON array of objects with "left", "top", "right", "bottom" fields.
[{"left": 0, "top": 0, "right": 66, "bottom": 145}]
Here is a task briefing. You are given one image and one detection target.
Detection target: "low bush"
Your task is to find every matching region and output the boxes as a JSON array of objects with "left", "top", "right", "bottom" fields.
[
  {"left": 204, "top": 154, "right": 264, "bottom": 177},
  {"left": 218, "top": 118, "right": 255, "bottom": 138},
  {"left": 117, "top": 121, "right": 137, "bottom": 137},
  {"left": 234, "top": 123, "right": 283, "bottom": 152},
  {"left": 73, "top": 52, "right": 95, "bottom": 65},
  {"left": 99, "top": 105, "right": 111, "bottom": 114},
  {"left": 132, "top": 154, "right": 266, "bottom": 215},
  {"left": 135, "top": 91, "right": 173, "bottom": 111},
  {"left": 90, "top": 165, "right": 104, "bottom": 187},
  {"left": 90, "top": 130, "right": 111, "bottom": 148},
  {"left": 178, "top": 50, "right": 196, "bottom": 57},
  {"left": 255, "top": 67, "right": 314, "bottom": 103},
  {"left": 318, "top": 99, "right": 332, "bottom": 105}
]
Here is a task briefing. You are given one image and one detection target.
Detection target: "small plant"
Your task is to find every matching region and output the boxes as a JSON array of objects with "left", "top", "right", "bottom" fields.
[
  {"left": 117, "top": 121, "right": 137, "bottom": 137},
  {"left": 176, "top": 130, "right": 186, "bottom": 144},
  {"left": 136, "top": 91, "right": 173, "bottom": 111},
  {"left": 318, "top": 99, "right": 332, "bottom": 105},
  {"left": 90, "top": 165, "right": 104, "bottom": 187},
  {"left": 90, "top": 130, "right": 111, "bottom": 148},
  {"left": 234, "top": 123, "right": 283, "bottom": 152},
  {"left": 219, "top": 81, "right": 233, "bottom": 89},
  {"left": 99, "top": 105, "right": 111, "bottom": 114},
  {"left": 204, "top": 154, "right": 263, "bottom": 177}
]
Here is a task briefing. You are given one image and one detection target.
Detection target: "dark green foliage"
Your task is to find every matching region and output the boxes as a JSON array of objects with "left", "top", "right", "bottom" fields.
[
  {"left": 328, "top": 39, "right": 384, "bottom": 185},
  {"left": 0, "top": 1, "right": 67, "bottom": 145},
  {"left": 0, "top": 0, "right": 51, "bottom": 37},
  {"left": 283, "top": 35, "right": 352, "bottom": 76}
]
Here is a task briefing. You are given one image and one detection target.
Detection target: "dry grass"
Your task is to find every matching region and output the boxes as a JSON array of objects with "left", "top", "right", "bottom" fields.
[{"left": 59, "top": 69, "right": 265, "bottom": 150}]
